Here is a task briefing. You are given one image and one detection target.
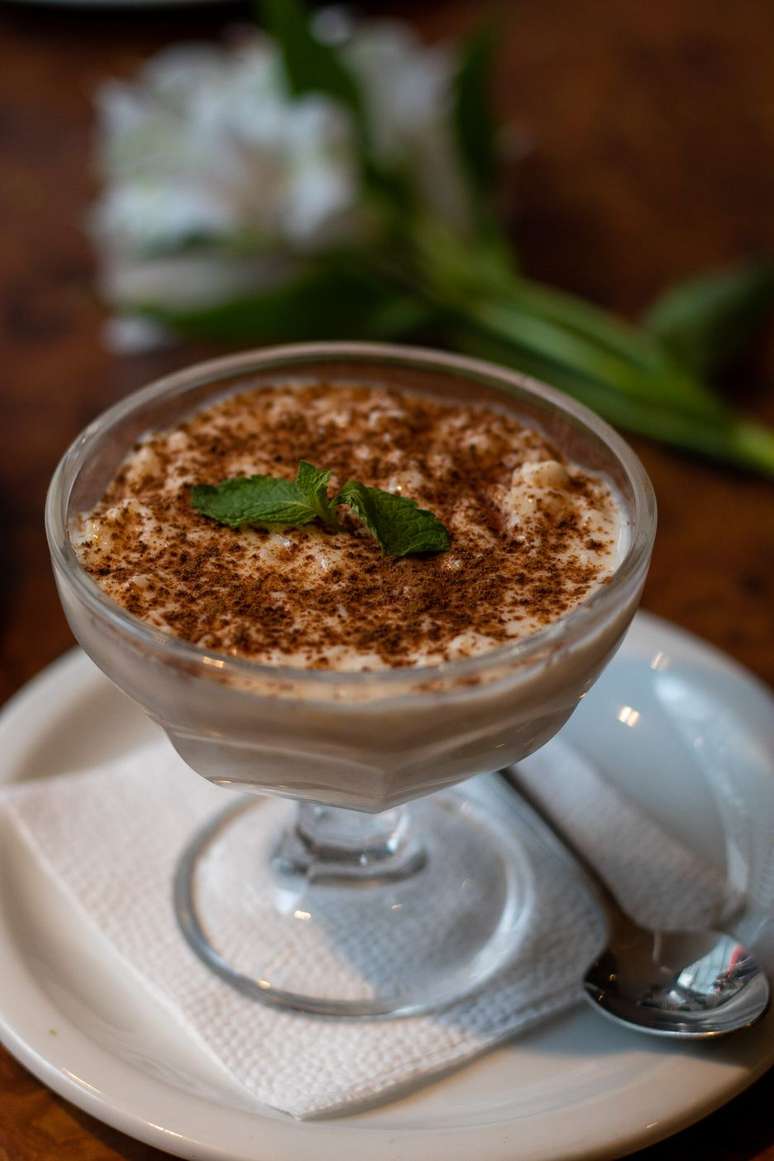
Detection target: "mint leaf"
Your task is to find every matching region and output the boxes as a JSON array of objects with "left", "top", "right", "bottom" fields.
[
  {"left": 193, "top": 461, "right": 340, "bottom": 529},
  {"left": 191, "top": 474, "right": 320, "bottom": 529},
  {"left": 294, "top": 461, "right": 340, "bottom": 528},
  {"left": 192, "top": 461, "right": 451, "bottom": 553},
  {"left": 337, "top": 481, "right": 451, "bottom": 557}
]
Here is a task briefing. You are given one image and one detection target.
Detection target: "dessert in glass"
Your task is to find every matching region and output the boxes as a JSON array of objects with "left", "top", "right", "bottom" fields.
[{"left": 46, "top": 343, "right": 656, "bottom": 1018}]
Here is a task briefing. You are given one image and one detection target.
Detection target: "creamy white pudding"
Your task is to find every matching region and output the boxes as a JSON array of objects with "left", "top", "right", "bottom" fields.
[{"left": 74, "top": 383, "right": 625, "bottom": 672}]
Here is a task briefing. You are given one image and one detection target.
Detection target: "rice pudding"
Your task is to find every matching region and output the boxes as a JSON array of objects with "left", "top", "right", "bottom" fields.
[{"left": 74, "top": 383, "right": 624, "bottom": 671}]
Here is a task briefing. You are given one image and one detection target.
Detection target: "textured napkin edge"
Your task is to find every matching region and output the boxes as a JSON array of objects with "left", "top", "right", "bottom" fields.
[
  {"left": 302, "top": 985, "right": 582, "bottom": 1120},
  {"left": 2, "top": 778, "right": 593, "bottom": 1118},
  {"left": 2, "top": 766, "right": 247, "bottom": 1098},
  {"left": 1, "top": 759, "right": 600, "bottom": 1120}
]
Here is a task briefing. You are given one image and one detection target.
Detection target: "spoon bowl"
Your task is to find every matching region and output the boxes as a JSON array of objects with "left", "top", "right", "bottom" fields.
[
  {"left": 585, "top": 926, "right": 770, "bottom": 1038},
  {"left": 504, "top": 770, "right": 770, "bottom": 1039}
]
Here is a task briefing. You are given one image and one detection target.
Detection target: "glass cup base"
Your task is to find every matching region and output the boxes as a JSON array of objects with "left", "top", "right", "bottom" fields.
[{"left": 174, "top": 790, "right": 535, "bottom": 1018}]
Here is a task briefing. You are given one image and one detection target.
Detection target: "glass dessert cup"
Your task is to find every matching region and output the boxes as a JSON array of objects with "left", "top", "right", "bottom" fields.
[{"left": 46, "top": 342, "right": 656, "bottom": 1018}]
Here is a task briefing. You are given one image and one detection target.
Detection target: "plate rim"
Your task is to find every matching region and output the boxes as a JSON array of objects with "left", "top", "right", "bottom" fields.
[{"left": 0, "top": 611, "right": 772, "bottom": 1161}]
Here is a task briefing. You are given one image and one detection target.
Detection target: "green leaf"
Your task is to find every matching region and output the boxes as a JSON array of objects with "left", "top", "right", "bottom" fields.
[
  {"left": 450, "top": 321, "right": 774, "bottom": 478},
  {"left": 192, "top": 463, "right": 452, "bottom": 552},
  {"left": 337, "top": 481, "right": 451, "bottom": 556},
  {"left": 191, "top": 474, "right": 320, "bottom": 529},
  {"left": 452, "top": 24, "right": 499, "bottom": 225},
  {"left": 414, "top": 221, "right": 722, "bottom": 416},
  {"left": 295, "top": 461, "right": 340, "bottom": 528},
  {"left": 259, "top": 0, "right": 367, "bottom": 143},
  {"left": 135, "top": 262, "right": 434, "bottom": 344},
  {"left": 504, "top": 277, "right": 669, "bottom": 374},
  {"left": 468, "top": 296, "right": 726, "bottom": 419},
  {"left": 644, "top": 261, "right": 774, "bottom": 378}
]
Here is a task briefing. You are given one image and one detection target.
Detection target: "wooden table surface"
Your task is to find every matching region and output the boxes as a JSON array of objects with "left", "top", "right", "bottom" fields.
[{"left": 0, "top": 1, "right": 772, "bottom": 1158}]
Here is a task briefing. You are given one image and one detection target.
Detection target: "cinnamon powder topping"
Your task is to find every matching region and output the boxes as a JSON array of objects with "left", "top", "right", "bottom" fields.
[{"left": 74, "top": 383, "right": 624, "bottom": 670}]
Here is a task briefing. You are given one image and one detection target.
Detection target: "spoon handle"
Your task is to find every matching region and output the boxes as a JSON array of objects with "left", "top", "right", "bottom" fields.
[{"left": 500, "top": 767, "right": 640, "bottom": 934}]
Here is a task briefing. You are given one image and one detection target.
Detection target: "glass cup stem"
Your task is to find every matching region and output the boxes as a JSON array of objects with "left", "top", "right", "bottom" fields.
[{"left": 274, "top": 801, "right": 427, "bottom": 884}]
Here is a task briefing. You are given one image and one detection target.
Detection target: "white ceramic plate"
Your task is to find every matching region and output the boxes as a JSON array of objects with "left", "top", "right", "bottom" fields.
[{"left": 0, "top": 611, "right": 772, "bottom": 1161}]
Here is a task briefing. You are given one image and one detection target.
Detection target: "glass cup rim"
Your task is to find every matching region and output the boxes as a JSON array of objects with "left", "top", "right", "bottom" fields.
[{"left": 46, "top": 341, "right": 657, "bottom": 689}]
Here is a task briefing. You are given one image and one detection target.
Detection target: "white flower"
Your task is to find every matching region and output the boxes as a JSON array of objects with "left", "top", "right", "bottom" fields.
[
  {"left": 93, "top": 40, "right": 359, "bottom": 259},
  {"left": 91, "top": 16, "right": 474, "bottom": 339},
  {"left": 344, "top": 21, "right": 472, "bottom": 231}
]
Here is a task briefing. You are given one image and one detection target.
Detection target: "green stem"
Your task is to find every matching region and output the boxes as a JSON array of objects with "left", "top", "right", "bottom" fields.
[
  {"left": 503, "top": 277, "right": 668, "bottom": 372},
  {"left": 469, "top": 298, "right": 724, "bottom": 419},
  {"left": 726, "top": 418, "right": 774, "bottom": 477},
  {"left": 409, "top": 220, "right": 725, "bottom": 419},
  {"left": 451, "top": 322, "right": 774, "bottom": 478}
]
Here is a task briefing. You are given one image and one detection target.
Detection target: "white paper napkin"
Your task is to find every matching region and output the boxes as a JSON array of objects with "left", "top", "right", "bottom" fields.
[
  {"left": 513, "top": 740, "right": 728, "bottom": 931},
  {"left": 0, "top": 735, "right": 728, "bottom": 1120}
]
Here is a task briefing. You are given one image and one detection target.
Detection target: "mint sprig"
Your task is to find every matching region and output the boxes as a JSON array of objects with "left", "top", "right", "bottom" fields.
[
  {"left": 295, "top": 460, "right": 341, "bottom": 527},
  {"left": 336, "top": 480, "right": 451, "bottom": 557},
  {"left": 191, "top": 462, "right": 450, "bottom": 557},
  {"left": 191, "top": 460, "right": 339, "bottom": 530}
]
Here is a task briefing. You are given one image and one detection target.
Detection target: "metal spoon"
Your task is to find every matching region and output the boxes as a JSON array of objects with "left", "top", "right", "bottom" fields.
[{"left": 503, "top": 769, "right": 770, "bottom": 1038}]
